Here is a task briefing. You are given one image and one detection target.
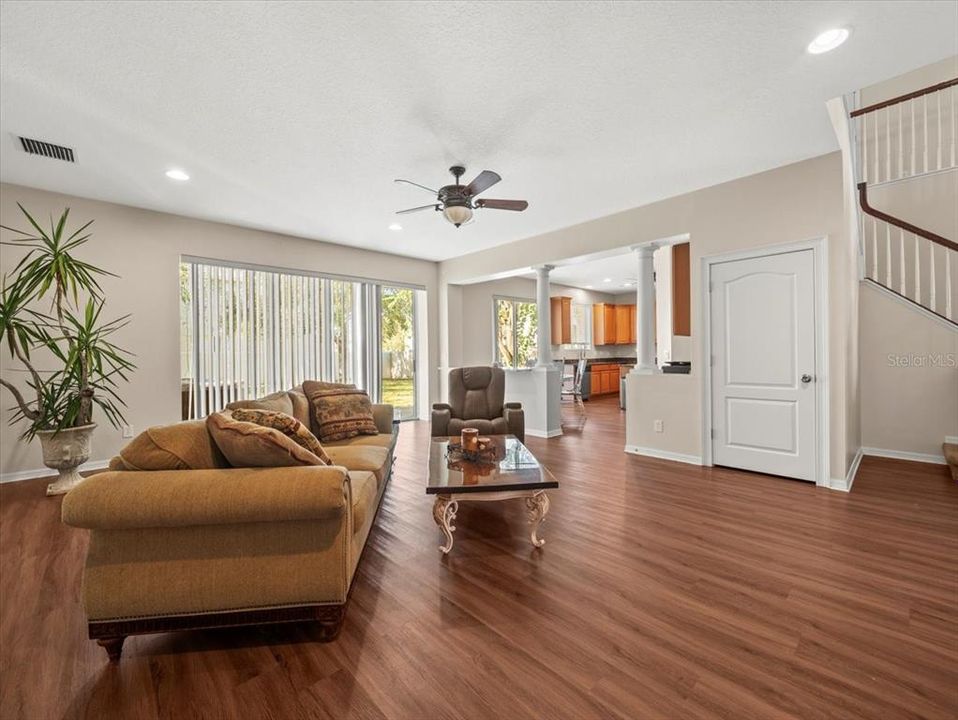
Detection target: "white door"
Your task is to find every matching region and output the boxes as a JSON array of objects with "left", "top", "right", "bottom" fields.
[{"left": 710, "top": 249, "right": 817, "bottom": 481}]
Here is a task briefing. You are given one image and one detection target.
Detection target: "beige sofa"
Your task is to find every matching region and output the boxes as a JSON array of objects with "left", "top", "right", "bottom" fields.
[{"left": 61, "top": 388, "right": 397, "bottom": 662}]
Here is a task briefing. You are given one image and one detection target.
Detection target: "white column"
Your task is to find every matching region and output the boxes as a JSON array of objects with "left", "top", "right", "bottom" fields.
[
  {"left": 534, "top": 265, "right": 554, "bottom": 367},
  {"left": 631, "top": 244, "right": 658, "bottom": 374}
]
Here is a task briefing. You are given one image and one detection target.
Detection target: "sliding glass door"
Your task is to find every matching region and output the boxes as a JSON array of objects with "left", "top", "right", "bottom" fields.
[
  {"left": 180, "top": 259, "right": 421, "bottom": 420},
  {"left": 380, "top": 285, "right": 417, "bottom": 420}
]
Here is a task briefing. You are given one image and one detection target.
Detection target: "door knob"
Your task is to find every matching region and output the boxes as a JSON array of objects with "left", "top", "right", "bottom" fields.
[{"left": 801, "top": 374, "right": 813, "bottom": 384}]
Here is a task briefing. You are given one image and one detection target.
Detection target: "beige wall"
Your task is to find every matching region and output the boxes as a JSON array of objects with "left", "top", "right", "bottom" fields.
[
  {"left": 0, "top": 183, "right": 440, "bottom": 478},
  {"left": 440, "top": 152, "right": 856, "bottom": 481},
  {"left": 860, "top": 283, "right": 958, "bottom": 456}
]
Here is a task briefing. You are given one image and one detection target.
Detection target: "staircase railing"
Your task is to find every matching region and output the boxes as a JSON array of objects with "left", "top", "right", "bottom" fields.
[{"left": 851, "top": 78, "right": 957, "bottom": 327}]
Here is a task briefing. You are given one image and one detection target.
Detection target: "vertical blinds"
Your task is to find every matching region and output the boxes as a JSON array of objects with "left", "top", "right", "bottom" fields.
[{"left": 182, "top": 261, "right": 380, "bottom": 418}]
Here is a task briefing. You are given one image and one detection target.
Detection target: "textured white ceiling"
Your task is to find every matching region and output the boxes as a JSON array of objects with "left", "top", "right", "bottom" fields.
[{"left": 1, "top": 1, "right": 955, "bottom": 261}]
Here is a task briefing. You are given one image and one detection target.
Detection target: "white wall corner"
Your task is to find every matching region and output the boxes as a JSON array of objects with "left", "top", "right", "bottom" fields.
[{"left": 828, "top": 447, "right": 863, "bottom": 492}]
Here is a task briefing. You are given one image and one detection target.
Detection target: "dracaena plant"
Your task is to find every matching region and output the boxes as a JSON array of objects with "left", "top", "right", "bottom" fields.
[{"left": 0, "top": 204, "right": 135, "bottom": 440}]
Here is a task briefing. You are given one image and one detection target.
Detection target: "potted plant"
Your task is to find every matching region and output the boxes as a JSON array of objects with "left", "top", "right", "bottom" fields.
[{"left": 0, "top": 204, "right": 134, "bottom": 495}]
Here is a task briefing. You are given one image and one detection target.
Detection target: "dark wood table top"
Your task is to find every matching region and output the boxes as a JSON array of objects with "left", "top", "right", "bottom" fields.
[{"left": 426, "top": 435, "right": 559, "bottom": 494}]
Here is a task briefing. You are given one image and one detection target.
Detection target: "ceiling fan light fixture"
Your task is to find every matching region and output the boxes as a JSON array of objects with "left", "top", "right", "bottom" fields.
[{"left": 443, "top": 204, "right": 473, "bottom": 228}]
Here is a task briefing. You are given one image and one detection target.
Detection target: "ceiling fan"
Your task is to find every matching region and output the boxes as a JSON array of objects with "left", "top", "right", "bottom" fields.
[{"left": 394, "top": 165, "right": 528, "bottom": 228}]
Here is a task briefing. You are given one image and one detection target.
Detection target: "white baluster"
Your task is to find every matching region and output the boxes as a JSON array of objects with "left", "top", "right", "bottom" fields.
[
  {"left": 871, "top": 218, "right": 878, "bottom": 280},
  {"left": 937, "top": 91, "right": 943, "bottom": 170},
  {"left": 885, "top": 223, "right": 892, "bottom": 287},
  {"left": 924, "top": 95, "right": 929, "bottom": 173},
  {"left": 952, "top": 85, "right": 956, "bottom": 169},
  {"left": 898, "top": 103, "right": 904, "bottom": 180},
  {"left": 946, "top": 251, "right": 953, "bottom": 320},
  {"left": 929, "top": 244, "right": 937, "bottom": 313},
  {"left": 874, "top": 111, "right": 880, "bottom": 182},
  {"left": 862, "top": 114, "right": 868, "bottom": 183},
  {"left": 914, "top": 234, "right": 921, "bottom": 304},
  {"left": 886, "top": 107, "right": 892, "bottom": 181},
  {"left": 899, "top": 228, "right": 906, "bottom": 295},
  {"left": 910, "top": 99, "right": 916, "bottom": 176}
]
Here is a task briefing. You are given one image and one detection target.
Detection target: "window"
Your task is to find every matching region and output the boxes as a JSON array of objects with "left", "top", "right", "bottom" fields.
[
  {"left": 180, "top": 259, "right": 422, "bottom": 420},
  {"left": 380, "top": 286, "right": 417, "bottom": 420},
  {"left": 494, "top": 297, "right": 538, "bottom": 369}
]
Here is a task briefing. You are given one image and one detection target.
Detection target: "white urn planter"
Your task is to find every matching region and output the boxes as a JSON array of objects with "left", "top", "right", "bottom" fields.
[{"left": 37, "top": 424, "right": 97, "bottom": 496}]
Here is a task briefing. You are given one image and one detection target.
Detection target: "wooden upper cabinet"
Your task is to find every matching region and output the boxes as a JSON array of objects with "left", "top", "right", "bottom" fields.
[
  {"left": 672, "top": 242, "right": 691, "bottom": 336},
  {"left": 628, "top": 304, "right": 637, "bottom": 345},
  {"left": 592, "top": 303, "right": 617, "bottom": 345},
  {"left": 614, "top": 304, "right": 632, "bottom": 345},
  {"left": 550, "top": 296, "right": 572, "bottom": 345}
]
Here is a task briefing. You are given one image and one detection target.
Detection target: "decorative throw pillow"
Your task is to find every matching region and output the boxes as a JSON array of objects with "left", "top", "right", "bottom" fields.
[
  {"left": 206, "top": 410, "right": 326, "bottom": 468},
  {"left": 116, "top": 420, "right": 228, "bottom": 471},
  {"left": 226, "top": 390, "right": 295, "bottom": 416},
  {"left": 230, "top": 408, "right": 332, "bottom": 465},
  {"left": 302, "top": 381, "right": 379, "bottom": 442}
]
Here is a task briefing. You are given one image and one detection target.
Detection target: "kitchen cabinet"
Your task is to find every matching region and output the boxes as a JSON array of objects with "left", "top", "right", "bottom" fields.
[
  {"left": 592, "top": 303, "right": 617, "bottom": 345},
  {"left": 672, "top": 242, "right": 691, "bottom": 336},
  {"left": 589, "top": 363, "right": 621, "bottom": 396},
  {"left": 614, "top": 304, "right": 632, "bottom": 345},
  {"left": 629, "top": 304, "right": 637, "bottom": 345},
  {"left": 550, "top": 296, "right": 572, "bottom": 344}
]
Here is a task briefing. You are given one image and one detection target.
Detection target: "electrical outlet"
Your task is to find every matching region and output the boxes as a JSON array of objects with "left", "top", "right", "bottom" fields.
[
  {"left": 654, "top": 419, "right": 664, "bottom": 433},
  {"left": 122, "top": 425, "right": 134, "bottom": 438}
]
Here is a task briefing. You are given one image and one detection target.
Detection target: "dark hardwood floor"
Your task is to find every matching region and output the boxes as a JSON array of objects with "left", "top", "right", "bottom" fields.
[{"left": 2, "top": 396, "right": 956, "bottom": 719}]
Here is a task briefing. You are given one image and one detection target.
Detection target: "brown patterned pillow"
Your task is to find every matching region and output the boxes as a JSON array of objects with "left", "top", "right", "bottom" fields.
[
  {"left": 206, "top": 411, "right": 326, "bottom": 468},
  {"left": 303, "top": 382, "right": 378, "bottom": 442},
  {"left": 231, "top": 408, "right": 332, "bottom": 465}
]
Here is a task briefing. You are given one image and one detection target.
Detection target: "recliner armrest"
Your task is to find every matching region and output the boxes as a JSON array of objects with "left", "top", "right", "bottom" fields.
[
  {"left": 504, "top": 401, "right": 522, "bottom": 409},
  {"left": 503, "top": 405, "right": 525, "bottom": 443},
  {"left": 431, "top": 406, "right": 451, "bottom": 437}
]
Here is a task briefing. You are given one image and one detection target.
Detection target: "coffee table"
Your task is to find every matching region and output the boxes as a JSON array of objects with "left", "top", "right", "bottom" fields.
[{"left": 426, "top": 435, "right": 558, "bottom": 554}]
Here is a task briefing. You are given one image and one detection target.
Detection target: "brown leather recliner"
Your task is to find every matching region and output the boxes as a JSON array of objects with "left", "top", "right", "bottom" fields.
[{"left": 432, "top": 366, "right": 524, "bottom": 442}]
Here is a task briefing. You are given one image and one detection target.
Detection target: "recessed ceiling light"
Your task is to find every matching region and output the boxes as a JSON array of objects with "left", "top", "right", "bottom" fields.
[
  {"left": 624, "top": 282, "right": 633, "bottom": 287},
  {"left": 807, "top": 28, "right": 849, "bottom": 54},
  {"left": 389, "top": 223, "right": 403, "bottom": 231},
  {"left": 165, "top": 169, "right": 190, "bottom": 181},
  {"left": 584, "top": 285, "right": 593, "bottom": 289},
  {"left": 603, "top": 278, "right": 612, "bottom": 283}
]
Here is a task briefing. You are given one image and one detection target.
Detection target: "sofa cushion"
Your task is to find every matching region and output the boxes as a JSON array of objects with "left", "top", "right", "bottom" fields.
[
  {"left": 447, "top": 417, "right": 510, "bottom": 438},
  {"left": 287, "top": 390, "right": 314, "bottom": 428},
  {"left": 349, "top": 470, "right": 378, "bottom": 534},
  {"left": 326, "top": 446, "right": 389, "bottom": 487},
  {"left": 303, "top": 382, "right": 378, "bottom": 442},
  {"left": 231, "top": 408, "right": 332, "bottom": 465},
  {"left": 116, "top": 420, "right": 227, "bottom": 471},
  {"left": 323, "top": 433, "right": 396, "bottom": 450},
  {"left": 225, "top": 391, "right": 295, "bottom": 416},
  {"left": 206, "top": 411, "right": 326, "bottom": 468}
]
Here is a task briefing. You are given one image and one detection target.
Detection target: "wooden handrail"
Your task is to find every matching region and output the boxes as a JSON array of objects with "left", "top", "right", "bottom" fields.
[
  {"left": 850, "top": 77, "right": 958, "bottom": 118},
  {"left": 857, "top": 182, "right": 958, "bottom": 252}
]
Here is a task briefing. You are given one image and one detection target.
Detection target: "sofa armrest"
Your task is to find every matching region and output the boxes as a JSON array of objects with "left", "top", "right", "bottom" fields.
[
  {"left": 62, "top": 466, "right": 349, "bottom": 531},
  {"left": 431, "top": 406, "right": 451, "bottom": 437},
  {"left": 504, "top": 406, "right": 525, "bottom": 443},
  {"left": 371, "top": 403, "right": 394, "bottom": 435}
]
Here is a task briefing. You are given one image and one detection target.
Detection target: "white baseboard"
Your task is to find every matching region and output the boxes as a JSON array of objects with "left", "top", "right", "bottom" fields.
[
  {"left": 861, "top": 447, "right": 946, "bottom": 465},
  {"left": 828, "top": 447, "right": 863, "bottom": 492},
  {"left": 0, "top": 459, "right": 110, "bottom": 484},
  {"left": 625, "top": 444, "right": 702, "bottom": 465},
  {"left": 526, "top": 428, "right": 563, "bottom": 439},
  {"left": 945, "top": 436, "right": 958, "bottom": 445}
]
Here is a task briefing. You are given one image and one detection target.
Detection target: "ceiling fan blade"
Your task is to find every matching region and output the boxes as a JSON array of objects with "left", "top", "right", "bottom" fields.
[
  {"left": 396, "top": 204, "right": 439, "bottom": 215},
  {"left": 464, "top": 170, "right": 501, "bottom": 197},
  {"left": 394, "top": 178, "right": 438, "bottom": 194},
  {"left": 475, "top": 198, "right": 528, "bottom": 211}
]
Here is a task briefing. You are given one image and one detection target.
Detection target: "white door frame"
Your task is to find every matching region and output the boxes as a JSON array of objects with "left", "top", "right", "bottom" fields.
[{"left": 700, "top": 236, "right": 830, "bottom": 487}]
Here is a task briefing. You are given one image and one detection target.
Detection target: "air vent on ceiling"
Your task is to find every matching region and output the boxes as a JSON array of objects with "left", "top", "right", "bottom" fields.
[{"left": 18, "top": 136, "right": 75, "bottom": 162}]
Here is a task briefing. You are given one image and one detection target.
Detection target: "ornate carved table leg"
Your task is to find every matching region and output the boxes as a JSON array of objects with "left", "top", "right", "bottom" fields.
[
  {"left": 525, "top": 491, "right": 551, "bottom": 548},
  {"left": 432, "top": 495, "right": 458, "bottom": 554}
]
